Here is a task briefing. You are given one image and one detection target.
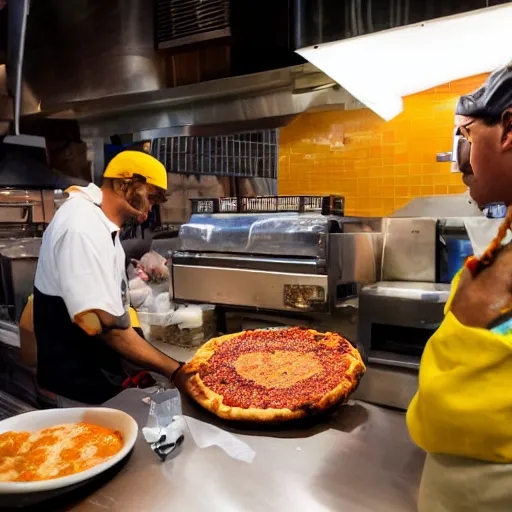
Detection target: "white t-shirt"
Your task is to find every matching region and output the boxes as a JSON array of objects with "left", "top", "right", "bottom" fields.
[{"left": 35, "top": 184, "right": 129, "bottom": 320}]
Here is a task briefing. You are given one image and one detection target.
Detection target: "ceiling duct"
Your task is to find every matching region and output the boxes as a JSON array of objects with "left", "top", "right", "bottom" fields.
[
  {"left": 22, "top": 0, "right": 165, "bottom": 108},
  {"left": 156, "top": 0, "right": 230, "bottom": 49}
]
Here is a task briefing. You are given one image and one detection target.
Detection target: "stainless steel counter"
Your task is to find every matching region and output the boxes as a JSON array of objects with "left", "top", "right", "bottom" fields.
[{"left": 71, "top": 389, "right": 425, "bottom": 512}]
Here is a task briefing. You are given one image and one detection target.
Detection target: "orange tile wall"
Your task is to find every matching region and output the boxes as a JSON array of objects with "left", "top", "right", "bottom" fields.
[{"left": 278, "top": 74, "right": 489, "bottom": 217}]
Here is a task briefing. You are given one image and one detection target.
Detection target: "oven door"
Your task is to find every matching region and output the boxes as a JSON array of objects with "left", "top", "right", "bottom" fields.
[{"left": 171, "top": 252, "right": 328, "bottom": 312}]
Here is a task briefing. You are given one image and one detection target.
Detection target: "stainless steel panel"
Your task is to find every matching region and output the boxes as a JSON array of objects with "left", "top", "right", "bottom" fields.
[
  {"left": 24, "top": 0, "right": 165, "bottom": 106},
  {"left": 358, "top": 284, "right": 448, "bottom": 332},
  {"left": 329, "top": 232, "right": 383, "bottom": 285},
  {"left": 173, "top": 251, "right": 322, "bottom": 274},
  {"left": 68, "top": 389, "right": 424, "bottom": 512},
  {"left": 0, "top": 206, "right": 29, "bottom": 223},
  {"left": 68, "top": 65, "right": 361, "bottom": 139},
  {"left": 392, "top": 194, "right": 483, "bottom": 218},
  {"left": 368, "top": 351, "right": 420, "bottom": 370},
  {"left": 221, "top": 308, "right": 359, "bottom": 343},
  {"left": 362, "top": 282, "right": 451, "bottom": 302},
  {"left": 357, "top": 282, "right": 449, "bottom": 366},
  {"left": 1, "top": 257, "right": 37, "bottom": 321},
  {"left": 173, "top": 265, "right": 328, "bottom": 311},
  {"left": 353, "top": 365, "right": 418, "bottom": 411},
  {"left": 0, "top": 190, "right": 43, "bottom": 223},
  {"left": 381, "top": 217, "right": 437, "bottom": 282},
  {"left": 0, "top": 238, "right": 40, "bottom": 321},
  {"left": 0, "top": 189, "right": 58, "bottom": 225},
  {"left": 179, "top": 213, "right": 333, "bottom": 259},
  {"left": 150, "top": 238, "right": 182, "bottom": 259}
]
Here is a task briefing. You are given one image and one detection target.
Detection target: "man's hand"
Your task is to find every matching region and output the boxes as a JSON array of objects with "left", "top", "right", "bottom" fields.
[
  {"left": 171, "top": 363, "right": 188, "bottom": 392},
  {"left": 450, "top": 244, "right": 512, "bottom": 328},
  {"left": 100, "top": 327, "right": 181, "bottom": 383}
]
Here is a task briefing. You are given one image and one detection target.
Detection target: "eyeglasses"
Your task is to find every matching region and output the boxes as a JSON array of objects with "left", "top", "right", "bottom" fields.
[
  {"left": 457, "top": 120, "right": 476, "bottom": 143},
  {"left": 453, "top": 121, "right": 475, "bottom": 175}
]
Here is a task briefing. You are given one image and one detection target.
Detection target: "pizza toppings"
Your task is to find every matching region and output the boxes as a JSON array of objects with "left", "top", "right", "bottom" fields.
[{"left": 199, "top": 327, "right": 357, "bottom": 411}]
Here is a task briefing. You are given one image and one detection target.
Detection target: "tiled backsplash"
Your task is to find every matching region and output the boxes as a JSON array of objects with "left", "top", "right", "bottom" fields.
[{"left": 278, "top": 74, "right": 489, "bottom": 217}]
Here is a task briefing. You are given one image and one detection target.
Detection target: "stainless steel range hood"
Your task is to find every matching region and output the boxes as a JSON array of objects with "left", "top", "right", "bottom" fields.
[
  {"left": 45, "top": 64, "right": 363, "bottom": 139},
  {"left": 9, "top": 0, "right": 363, "bottom": 139}
]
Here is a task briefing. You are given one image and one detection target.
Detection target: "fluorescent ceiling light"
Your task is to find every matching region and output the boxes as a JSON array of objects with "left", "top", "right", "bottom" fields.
[{"left": 296, "top": 4, "right": 512, "bottom": 121}]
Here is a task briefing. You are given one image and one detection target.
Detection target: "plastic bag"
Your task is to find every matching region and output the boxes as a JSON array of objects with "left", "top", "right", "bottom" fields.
[
  {"left": 135, "top": 251, "right": 169, "bottom": 283},
  {"left": 142, "top": 389, "right": 185, "bottom": 462}
]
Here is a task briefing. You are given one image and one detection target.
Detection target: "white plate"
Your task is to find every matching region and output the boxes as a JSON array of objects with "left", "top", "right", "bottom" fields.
[{"left": 0, "top": 407, "right": 138, "bottom": 494}]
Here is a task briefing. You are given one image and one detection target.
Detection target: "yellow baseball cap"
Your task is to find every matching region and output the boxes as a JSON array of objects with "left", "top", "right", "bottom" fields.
[{"left": 103, "top": 150, "right": 167, "bottom": 191}]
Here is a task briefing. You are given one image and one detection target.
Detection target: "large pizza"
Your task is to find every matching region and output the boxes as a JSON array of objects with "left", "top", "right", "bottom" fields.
[{"left": 181, "top": 327, "right": 365, "bottom": 422}]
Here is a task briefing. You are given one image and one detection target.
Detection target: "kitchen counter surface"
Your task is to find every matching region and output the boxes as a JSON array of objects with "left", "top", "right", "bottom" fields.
[{"left": 69, "top": 389, "right": 425, "bottom": 512}]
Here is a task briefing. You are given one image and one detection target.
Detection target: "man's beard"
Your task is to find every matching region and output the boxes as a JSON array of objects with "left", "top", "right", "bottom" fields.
[
  {"left": 128, "top": 189, "right": 150, "bottom": 213},
  {"left": 124, "top": 185, "right": 151, "bottom": 222}
]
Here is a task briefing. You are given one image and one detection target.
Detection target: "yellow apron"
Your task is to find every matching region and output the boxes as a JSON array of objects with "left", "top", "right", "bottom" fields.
[{"left": 407, "top": 271, "right": 512, "bottom": 463}]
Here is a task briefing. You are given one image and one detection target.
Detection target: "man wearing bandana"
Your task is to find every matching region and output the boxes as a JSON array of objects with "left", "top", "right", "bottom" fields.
[{"left": 407, "top": 63, "right": 512, "bottom": 511}]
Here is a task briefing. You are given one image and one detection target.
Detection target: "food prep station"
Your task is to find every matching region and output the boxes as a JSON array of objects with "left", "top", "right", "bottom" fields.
[
  {"left": 170, "top": 194, "right": 480, "bottom": 411},
  {"left": 0, "top": 187, "right": 484, "bottom": 510},
  {"left": 0, "top": 0, "right": 506, "bottom": 508},
  {"left": 3, "top": 389, "right": 424, "bottom": 512},
  {"left": 0, "top": 191, "right": 481, "bottom": 507}
]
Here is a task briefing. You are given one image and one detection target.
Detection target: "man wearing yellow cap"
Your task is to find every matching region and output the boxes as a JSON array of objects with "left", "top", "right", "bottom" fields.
[{"left": 33, "top": 150, "right": 182, "bottom": 404}]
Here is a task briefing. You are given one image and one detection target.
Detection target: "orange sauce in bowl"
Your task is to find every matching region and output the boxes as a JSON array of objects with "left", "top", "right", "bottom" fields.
[{"left": 0, "top": 423, "right": 123, "bottom": 482}]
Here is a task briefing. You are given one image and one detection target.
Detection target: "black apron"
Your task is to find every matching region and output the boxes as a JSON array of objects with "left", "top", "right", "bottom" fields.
[{"left": 33, "top": 287, "right": 126, "bottom": 404}]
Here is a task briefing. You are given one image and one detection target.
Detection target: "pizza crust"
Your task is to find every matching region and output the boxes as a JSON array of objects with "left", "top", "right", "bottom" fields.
[{"left": 181, "top": 329, "right": 365, "bottom": 423}]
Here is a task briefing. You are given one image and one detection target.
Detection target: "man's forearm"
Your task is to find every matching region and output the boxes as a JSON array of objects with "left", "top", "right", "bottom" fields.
[{"left": 101, "top": 327, "right": 180, "bottom": 379}]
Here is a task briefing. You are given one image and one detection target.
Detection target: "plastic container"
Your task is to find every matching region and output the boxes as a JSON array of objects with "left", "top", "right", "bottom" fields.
[
  {"left": 140, "top": 305, "right": 216, "bottom": 348},
  {"left": 447, "top": 238, "right": 473, "bottom": 281}
]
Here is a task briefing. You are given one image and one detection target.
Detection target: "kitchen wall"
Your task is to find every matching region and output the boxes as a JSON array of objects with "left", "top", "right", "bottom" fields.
[{"left": 278, "top": 73, "right": 489, "bottom": 217}]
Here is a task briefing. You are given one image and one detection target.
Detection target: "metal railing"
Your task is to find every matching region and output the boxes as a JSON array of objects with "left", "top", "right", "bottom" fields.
[{"left": 152, "top": 130, "right": 278, "bottom": 179}]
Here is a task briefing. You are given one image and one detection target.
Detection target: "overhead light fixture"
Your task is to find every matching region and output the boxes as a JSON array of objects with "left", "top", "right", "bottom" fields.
[
  {"left": 3, "top": 134, "right": 46, "bottom": 148},
  {"left": 296, "top": 4, "right": 512, "bottom": 121}
]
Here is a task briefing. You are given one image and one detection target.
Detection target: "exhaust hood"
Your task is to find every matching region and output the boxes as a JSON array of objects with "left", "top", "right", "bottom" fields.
[
  {"left": 7, "top": 0, "right": 363, "bottom": 139},
  {"left": 297, "top": 4, "right": 512, "bottom": 121},
  {"left": 47, "top": 64, "right": 363, "bottom": 139}
]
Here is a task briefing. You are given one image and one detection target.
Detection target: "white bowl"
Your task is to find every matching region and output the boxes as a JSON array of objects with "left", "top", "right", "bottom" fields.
[{"left": 0, "top": 407, "right": 138, "bottom": 494}]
